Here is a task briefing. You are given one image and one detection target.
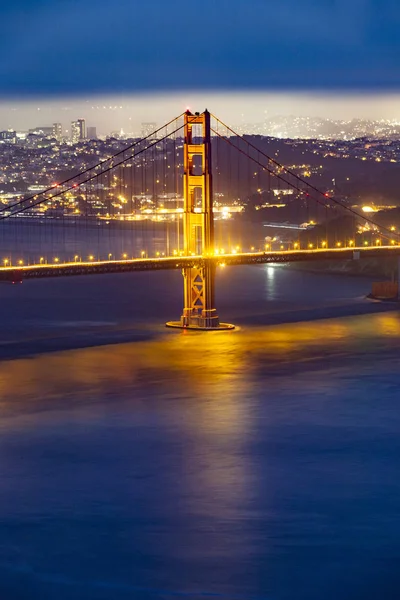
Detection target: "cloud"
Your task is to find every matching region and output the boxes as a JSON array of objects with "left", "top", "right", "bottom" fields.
[{"left": 0, "top": 0, "right": 399, "bottom": 95}]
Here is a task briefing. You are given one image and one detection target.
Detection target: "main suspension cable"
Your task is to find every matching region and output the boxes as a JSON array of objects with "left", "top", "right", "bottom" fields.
[
  {"left": 0, "top": 123, "right": 185, "bottom": 221},
  {"left": 211, "top": 114, "right": 399, "bottom": 242},
  {"left": 0, "top": 114, "right": 185, "bottom": 216}
]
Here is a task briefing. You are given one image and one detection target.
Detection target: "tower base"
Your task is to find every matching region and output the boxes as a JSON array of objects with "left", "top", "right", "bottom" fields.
[{"left": 166, "top": 321, "right": 235, "bottom": 331}]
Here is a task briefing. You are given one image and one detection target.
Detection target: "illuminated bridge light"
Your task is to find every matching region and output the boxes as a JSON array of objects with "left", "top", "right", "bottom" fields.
[
  {"left": 293, "top": 243, "right": 299, "bottom": 249},
  {"left": 108, "top": 253, "right": 112, "bottom": 260},
  {"left": 122, "top": 253, "right": 127, "bottom": 259},
  {"left": 89, "top": 255, "right": 94, "bottom": 261},
  {"left": 375, "top": 239, "right": 381, "bottom": 246},
  {"left": 336, "top": 242, "right": 341, "bottom": 247},
  {"left": 3, "top": 258, "right": 9, "bottom": 265},
  {"left": 18, "top": 260, "right": 23, "bottom": 265},
  {"left": 74, "top": 255, "right": 80, "bottom": 262},
  {"left": 321, "top": 241, "right": 327, "bottom": 248},
  {"left": 54, "top": 257, "right": 59, "bottom": 263},
  {"left": 348, "top": 240, "right": 354, "bottom": 247},
  {"left": 308, "top": 243, "right": 313, "bottom": 249}
]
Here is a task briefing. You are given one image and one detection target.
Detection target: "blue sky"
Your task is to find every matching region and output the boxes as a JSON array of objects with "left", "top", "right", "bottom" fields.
[{"left": 0, "top": 0, "right": 400, "bottom": 96}]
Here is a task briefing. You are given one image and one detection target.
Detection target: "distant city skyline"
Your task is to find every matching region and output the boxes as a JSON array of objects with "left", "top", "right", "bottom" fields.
[{"left": 1, "top": 92, "right": 400, "bottom": 136}]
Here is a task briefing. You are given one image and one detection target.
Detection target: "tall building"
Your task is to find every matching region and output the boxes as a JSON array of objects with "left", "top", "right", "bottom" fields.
[
  {"left": 0, "top": 130, "right": 16, "bottom": 143},
  {"left": 141, "top": 122, "right": 157, "bottom": 139},
  {"left": 87, "top": 126, "right": 97, "bottom": 139},
  {"left": 52, "top": 122, "right": 63, "bottom": 142},
  {"left": 71, "top": 118, "right": 86, "bottom": 143}
]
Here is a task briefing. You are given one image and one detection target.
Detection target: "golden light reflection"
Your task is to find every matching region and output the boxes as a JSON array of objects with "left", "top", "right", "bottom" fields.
[{"left": 0, "top": 311, "right": 398, "bottom": 412}]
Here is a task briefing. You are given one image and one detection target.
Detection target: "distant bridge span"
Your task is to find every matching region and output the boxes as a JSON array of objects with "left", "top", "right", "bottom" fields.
[{"left": 1, "top": 246, "right": 399, "bottom": 282}]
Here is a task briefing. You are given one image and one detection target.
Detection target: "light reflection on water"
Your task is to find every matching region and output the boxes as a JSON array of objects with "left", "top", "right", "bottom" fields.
[
  {"left": 0, "top": 275, "right": 400, "bottom": 598},
  {"left": 0, "top": 310, "right": 399, "bottom": 406}
]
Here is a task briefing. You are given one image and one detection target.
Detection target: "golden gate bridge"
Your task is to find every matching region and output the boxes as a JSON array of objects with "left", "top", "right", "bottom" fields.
[{"left": 0, "top": 110, "right": 399, "bottom": 329}]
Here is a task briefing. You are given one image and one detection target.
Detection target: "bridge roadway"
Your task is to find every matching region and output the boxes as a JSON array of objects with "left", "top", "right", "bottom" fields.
[{"left": 0, "top": 245, "right": 399, "bottom": 282}]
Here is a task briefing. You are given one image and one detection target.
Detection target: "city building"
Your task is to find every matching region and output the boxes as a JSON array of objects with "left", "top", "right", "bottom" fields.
[
  {"left": 0, "top": 130, "right": 16, "bottom": 143},
  {"left": 71, "top": 119, "right": 86, "bottom": 143},
  {"left": 87, "top": 126, "right": 97, "bottom": 139},
  {"left": 29, "top": 126, "right": 53, "bottom": 137},
  {"left": 141, "top": 122, "right": 157, "bottom": 139},
  {"left": 52, "top": 122, "right": 63, "bottom": 142}
]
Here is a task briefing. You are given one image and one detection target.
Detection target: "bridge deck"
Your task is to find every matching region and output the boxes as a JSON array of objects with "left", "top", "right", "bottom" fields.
[{"left": 0, "top": 246, "right": 399, "bottom": 281}]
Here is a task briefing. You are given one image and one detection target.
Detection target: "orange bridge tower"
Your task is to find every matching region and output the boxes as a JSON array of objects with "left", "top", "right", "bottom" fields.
[{"left": 166, "top": 110, "right": 234, "bottom": 330}]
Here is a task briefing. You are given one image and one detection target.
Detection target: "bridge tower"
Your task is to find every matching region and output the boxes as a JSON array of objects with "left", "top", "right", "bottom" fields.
[{"left": 166, "top": 110, "right": 234, "bottom": 330}]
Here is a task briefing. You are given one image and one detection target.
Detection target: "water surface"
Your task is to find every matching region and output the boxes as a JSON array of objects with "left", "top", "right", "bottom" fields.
[{"left": 0, "top": 265, "right": 399, "bottom": 599}]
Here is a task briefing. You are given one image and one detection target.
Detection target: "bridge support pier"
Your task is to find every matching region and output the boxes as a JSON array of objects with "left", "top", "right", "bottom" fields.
[{"left": 166, "top": 110, "right": 234, "bottom": 331}]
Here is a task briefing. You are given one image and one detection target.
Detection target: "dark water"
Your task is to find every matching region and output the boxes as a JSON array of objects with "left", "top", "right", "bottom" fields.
[{"left": 0, "top": 264, "right": 400, "bottom": 599}]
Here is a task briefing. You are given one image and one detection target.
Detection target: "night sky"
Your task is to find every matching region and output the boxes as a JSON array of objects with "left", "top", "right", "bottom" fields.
[{"left": 1, "top": 0, "right": 400, "bottom": 97}]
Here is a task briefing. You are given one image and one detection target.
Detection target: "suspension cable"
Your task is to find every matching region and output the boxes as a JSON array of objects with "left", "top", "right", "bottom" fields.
[
  {"left": 0, "top": 114, "right": 185, "bottom": 216},
  {"left": 1, "top": 123, "right": 185, "bottom": 221},
  {"left": 211, "top": 114, "right": 399, "bottom": 242}
]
